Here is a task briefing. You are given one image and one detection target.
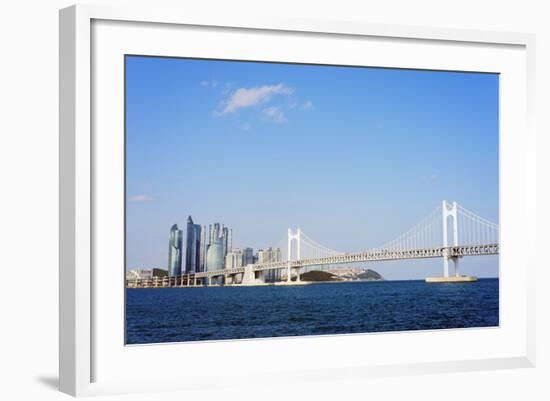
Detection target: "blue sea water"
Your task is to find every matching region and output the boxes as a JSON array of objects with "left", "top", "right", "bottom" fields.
[{"left": 125, "top": 278, "right": 499, "bottom": 344}]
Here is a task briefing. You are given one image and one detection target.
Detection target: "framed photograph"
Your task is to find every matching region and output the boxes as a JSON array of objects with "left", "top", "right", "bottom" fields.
[{"left": 59, "top": 4, "right": 536, "bottom": 396}]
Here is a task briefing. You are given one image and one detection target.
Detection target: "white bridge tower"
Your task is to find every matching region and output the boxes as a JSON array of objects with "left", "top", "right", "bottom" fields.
[
  {"left": 442, "top": 200, "right": 460, "bottom": 277},
  {"left": 287, "top": 228, "right": 301, "bottom": 282}
]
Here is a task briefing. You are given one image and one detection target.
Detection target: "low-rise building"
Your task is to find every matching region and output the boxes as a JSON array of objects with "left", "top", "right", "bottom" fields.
[{"left": 126, "top": 268, "right": 154, "bottom": 280}]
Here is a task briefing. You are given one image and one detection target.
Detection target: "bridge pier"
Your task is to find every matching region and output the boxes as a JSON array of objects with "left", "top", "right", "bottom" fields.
[
  {"left": 286, "top": 262, "right": 292, "bottom": 283},
  {"left": 453, "top": 257, "right": 460, "bottom": 277},
  {"left": 256, "top": 270, "right": 265, "bottom": 283},
  {"left": 443, "top": 252, "right": 461, "bottom": 278},
  {"left": 442, "top": 200, "right": 459, "bottom": 278}
]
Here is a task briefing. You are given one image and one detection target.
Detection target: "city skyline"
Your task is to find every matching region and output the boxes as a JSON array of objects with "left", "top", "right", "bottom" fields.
[
  {"left": 168, "top": 213, "right": 283, "bottom": 277},
  {"left": 125, "top": 56, "right": 499, "bottom": 280}
]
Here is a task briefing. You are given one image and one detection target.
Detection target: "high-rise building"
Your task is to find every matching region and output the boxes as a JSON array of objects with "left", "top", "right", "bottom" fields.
[
  {"left": 205, "top": 222, "right": 232, "bottom": 271},
  {"left": 168, "top": 224, "right": 183, "bottom": 276},
  {"left": 243, "top": 247, "right": 254, "bottom": 266},
  {"left": 256, "top": 247, "right": 282, "bottom": 264},
  {"left": 206, "top": 238, "right": 224, "bottom": 271},
  {"left": 200, "top": 225, "right": 207, "bottom": 272},
  {"left": 210, "top": 223, "right": 220, "bottom": 243},
  {"left": 222, "top": 226, "right": 229, "bottom": 258},
  {"left": 225, "top": 248, "right": 244, "bottom": 270},
  {"left": 256, "top": 247, "right": 282, "bottom": 282},
  {"left": 185, "top": 216, "right": 203, "bottom": 274}
]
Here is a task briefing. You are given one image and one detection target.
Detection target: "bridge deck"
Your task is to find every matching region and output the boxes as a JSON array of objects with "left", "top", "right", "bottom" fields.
[{"left": 127, "top": 244, "right": 498, "bottom": 287}]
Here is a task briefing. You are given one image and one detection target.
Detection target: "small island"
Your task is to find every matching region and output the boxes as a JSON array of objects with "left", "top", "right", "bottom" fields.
[{"left": 296, "top": 268, "right": 384, "bottom": 283}]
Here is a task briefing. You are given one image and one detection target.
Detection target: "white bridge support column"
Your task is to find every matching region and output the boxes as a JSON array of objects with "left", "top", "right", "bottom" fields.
[
  {"left": 242, "top": 265, "right": 255, "bottom": 285},
  {"left": 442, "top": 200, "right": 460, "bottom": 277},
  {"left": 256, "top": 270, "right": 265, "bottom": 283},
  {"left": 287, "top": 228, "right": 301, "bottom": 282}
]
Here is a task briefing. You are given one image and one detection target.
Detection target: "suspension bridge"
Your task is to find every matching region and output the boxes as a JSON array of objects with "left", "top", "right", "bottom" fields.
[{"left": 126, "top": 200, "right": 499, "bottom": 288}]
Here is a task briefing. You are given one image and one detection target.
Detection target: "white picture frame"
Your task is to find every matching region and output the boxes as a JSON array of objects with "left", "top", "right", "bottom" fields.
[{"left": 59, "top": 4, "right": 536, "bottom": 397}]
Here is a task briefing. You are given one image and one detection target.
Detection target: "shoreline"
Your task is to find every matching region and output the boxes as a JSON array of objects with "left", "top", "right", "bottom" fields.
[
  {"left": 125, "top": 277, "right": 499, "bottom": 289},
  {"left": 126, "top": 278, "right": 386, "bottom": 289}
]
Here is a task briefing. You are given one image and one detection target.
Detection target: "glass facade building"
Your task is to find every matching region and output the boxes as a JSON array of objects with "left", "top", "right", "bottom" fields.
[
  {"left": 205, "top": 222, "right": 232, "bottom": 271},
  {"left": 169, "top": 218, "right": 233, "bottom": 274},
  {"left": 243, "top": 247, "right": 254, "bottom": 266},
  {"left": 168, "top": 224, "right": 183, "bottom": 277},
  {"left": 200, "top": 225, "right": 207, "bottom": 272},
  {"left": 185, "top": 216, "right": 203, "bottom": 274},
  {"left": 206, "top": 239, "right": 224, "bottom": 271}
]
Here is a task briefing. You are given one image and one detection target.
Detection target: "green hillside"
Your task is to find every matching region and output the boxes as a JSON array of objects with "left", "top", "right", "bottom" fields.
[
  {"left": 298, "top": 269, "right": 384, "bottom": 282},
  {"left": 357, "top": 269, "right": 383, "bottom": 280},
  {"left": 152, "top": 268, "right": 168, "bottom": 278},
  {"left": 298, "top": 270, "right": 341, "bottom": 282}
]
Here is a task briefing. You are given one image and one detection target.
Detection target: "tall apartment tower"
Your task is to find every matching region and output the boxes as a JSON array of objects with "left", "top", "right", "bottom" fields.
[
  {"left": 168, "top": 224, "right": 183, "bottom": 277},
  {"left": 222, "top": 226, "right": 229, "bottom": 258},
  {"left": 256, "top": 247, "right": 281, "bottom": 263},
  {"left": 206, "top": 222, "right": 232, "bottom": 271},
  {"left": 243, "top": 247, "right": 254, "bottom": 266},
  {"left": 256, "top": 247, "right": 282, "bottom": 282},
  {"left": 206, "top": 235, "right": 224, "bottom": 271},
  {"left": 185, "top": 216, "right": 202, "bottom": 274},
  {"left": 199, "top": 225, "right": 207, "bottom": 272},
  {"left": 225, "top": 248, "right": 245, "bottom": 270}
]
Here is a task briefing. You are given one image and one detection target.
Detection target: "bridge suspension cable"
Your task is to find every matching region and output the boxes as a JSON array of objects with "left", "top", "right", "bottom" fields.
[
  {"left": 375, "top": 205, "right": 443, "bottom": 251},
  {"left": 285, "top": 201, "right": 499, "bottom": 272},
  {"left": 299, "top": 230, "right": 344, "bottom": 258},
  {"left": 456, "top": 204, "right": 499, "bottom": 246}
]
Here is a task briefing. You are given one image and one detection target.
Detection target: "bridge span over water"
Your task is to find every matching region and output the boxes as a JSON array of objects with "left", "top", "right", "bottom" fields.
[{"left": 127, "top": 201, "right": 499, "bottom": 288}]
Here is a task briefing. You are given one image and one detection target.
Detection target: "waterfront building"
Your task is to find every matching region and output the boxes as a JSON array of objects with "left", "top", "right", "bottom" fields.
[
  {"left": 256, "top": 247, "right": 282, "bottom": 281},
  {"left": 225, "top": 249, "right": 245, "bottom": 269},
  {"left": 256, "top": 247, "right": 282, "bottom": 263},
  {"left": 206, "top": 238, "right": 224, "bottom": 271},
  {"left": 200, "top": 225, "right": 207, "bottom": 272},
  {"left": 126, "top": 268, "right": 154, "bottom": 280},
  {"left": 243, "top": 247, "right": 254, "bottom": 266},
  {"left": 168, "top": 224, "right": 183, "bottom": 276},
  {"left": 206, "top": 222, "right": 232, "bottom": 271},
  {"left": 222, "top": 226, "right": 229, "bottom": 257},
  {"left": 185, "top": 216, "right": 203, "bottom": 274},
  {"left": 210, "top": 223, "right": 220, "bottom": 244}
]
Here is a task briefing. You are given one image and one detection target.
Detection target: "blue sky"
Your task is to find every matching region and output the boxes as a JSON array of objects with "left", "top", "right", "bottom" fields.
[{"left": 125, "top": 56, "right": 499, "bottom": 279}]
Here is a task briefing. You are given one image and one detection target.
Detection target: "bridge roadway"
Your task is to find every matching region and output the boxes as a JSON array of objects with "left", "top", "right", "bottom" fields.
[{"left": 126, "top": 244, "right": 499, "bottom": 287}]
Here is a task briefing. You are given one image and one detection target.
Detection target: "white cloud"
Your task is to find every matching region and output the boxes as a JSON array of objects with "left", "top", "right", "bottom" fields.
[
  {"left": 262, "top": 106, "right": 287, "bottom": 123},
  {"left": 302, "top": 100, "right": 314, "bottom": 110},
  {"left": 128, "top": 194, "right": 153, "bottom": 202},
  {"left": 218, "top": 83, "right": 293, "bottom": 115},
  {"left": 200, "top": 79, "right": 218, "bottom": 88}
]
